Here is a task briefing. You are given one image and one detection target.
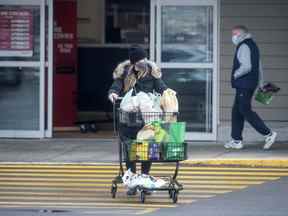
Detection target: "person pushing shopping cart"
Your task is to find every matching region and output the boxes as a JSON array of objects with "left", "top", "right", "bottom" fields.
[{"left": 108, "top": 45, "right": 186, "bottom": 202}]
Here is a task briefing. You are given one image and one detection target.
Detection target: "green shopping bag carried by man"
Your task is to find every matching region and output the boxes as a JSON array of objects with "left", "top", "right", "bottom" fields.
[{"left": 255, "top": 82, "right": 280, "bottom": 105}]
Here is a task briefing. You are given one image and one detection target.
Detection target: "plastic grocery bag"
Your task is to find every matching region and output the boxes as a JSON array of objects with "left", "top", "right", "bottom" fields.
[
  {"left": 122, "top": 169, "right": 168, "bottom": 189},
  {"left": 137, "top": 91, "right": 162, "bottom": 123},
  {"left": 120, "top": 89, "right": 139, "bottom": 112},
  {"left": 148, "top": 92, "right": 162, "bottom": 113}
]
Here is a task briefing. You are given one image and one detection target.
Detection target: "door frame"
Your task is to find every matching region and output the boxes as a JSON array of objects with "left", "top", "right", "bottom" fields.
[
  {"left": 150, "top": 0, "right": 219, "bottom": 140},
  {"left": 0, "top": 0, "right": 53, "bottom": 138}
]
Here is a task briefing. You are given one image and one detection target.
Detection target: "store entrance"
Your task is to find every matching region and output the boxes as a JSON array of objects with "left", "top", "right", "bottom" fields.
[{"left": 64, "top": 0, "right": 150, "bottom": 138}]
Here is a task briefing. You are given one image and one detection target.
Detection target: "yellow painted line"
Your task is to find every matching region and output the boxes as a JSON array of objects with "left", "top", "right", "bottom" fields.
[
  {"left": 0, "top": 191, "right": 215, "bottom": 199},
  {"left": 133, "top": 208, "right": 159, "bottom": 215},
  {"left": 0, "top": 204, "right": 160, "bottom": 211},
  {"left": 1, "top": 169, "right": 287, "bottom": 176},
  {"left": 1, "top": 165, "right": 288, "bottom": 172},
  {"left": 178, "top": 176, "right": 279, "bottom": 180},
  {"left": 0, "top": 186, "right": 233, "bottom": 194},
  {"left": 0, "top": 181, "right": 248, "bottom": 189},
  {"left": 0, "top": 173, "right": 280, "bottom": 180},
  {"left": 0, "top": 178, "right": 266, "bottom": 185},
  {"left": 0, "top": 201, "right": 176, "bottom": 208},
  {"left": 183, "top": 159, "right": 288, "bottom": 168},
  {"left": 2, "top": 160, "right": 288, "bottom": 168},
  {"left": 83, "top": 209, "right": 158, "bottom": 215},
  {"left": 0, "top": 196, "right": 195, "bottom": 204}
]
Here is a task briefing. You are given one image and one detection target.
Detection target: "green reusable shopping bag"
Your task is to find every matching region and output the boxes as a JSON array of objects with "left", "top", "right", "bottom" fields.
[
  {"left": 164, "top": 144, "right": 184, "bottom": 160},
  {"left": 168, "top": 122, "right": 186, "bottom": 143},
  {"left": 255, "top": 89, "right": 273, "bottom": 105}
]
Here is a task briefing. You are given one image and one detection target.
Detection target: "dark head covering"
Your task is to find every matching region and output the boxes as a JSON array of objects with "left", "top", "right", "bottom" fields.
[{"left": 128, "top": 45, "right": 147, "bottom": 64}]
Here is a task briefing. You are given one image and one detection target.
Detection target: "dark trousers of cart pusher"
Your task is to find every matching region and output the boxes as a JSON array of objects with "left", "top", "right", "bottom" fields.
[
  {"left": 119, "top": 125, "right": 151, "bottom": 174},
  {"left": 231, "top": 88, "right": 271, "bottom": 141}
]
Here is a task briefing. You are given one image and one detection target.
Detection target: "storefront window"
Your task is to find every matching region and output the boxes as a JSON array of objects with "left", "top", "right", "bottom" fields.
[
  {"left": 0, "top": 67, "right": 40, "bottom": 130},
  {"left": 162, "top": 68, "right": 213, "bottom": 132},
  {"left": 161, "top": 6, "right": 213, "bottom": 63},
  {"left": 105, "top": 0, "right": 149, "bottom": 44}
]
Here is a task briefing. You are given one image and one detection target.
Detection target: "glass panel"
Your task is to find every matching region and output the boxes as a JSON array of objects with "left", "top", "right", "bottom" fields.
[
  {"left": 0, "top": 67, "right": 40, "bottom": 130},
  {"left": 105, "top": 0, "right": 150, "bottom": 44},
  {"left": 162, "top": 68, "right": 213, "bottom": 132},
  {"left": 161, "top": 6, "right": 213, "bottom": 63},
  {"left": 0, "top": 5, "right": 40, "bottom": 61}
]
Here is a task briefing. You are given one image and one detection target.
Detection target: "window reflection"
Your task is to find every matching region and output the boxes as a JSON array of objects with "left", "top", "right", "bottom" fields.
[
  {"left": 0, "top": 67, "right": 39, "bottom": 130},
  {"left": 162, "top": 68, "right": 213, "bottom": 132},
  {"left": 161, "top": 6, "right": 213, "bottom": 63}
]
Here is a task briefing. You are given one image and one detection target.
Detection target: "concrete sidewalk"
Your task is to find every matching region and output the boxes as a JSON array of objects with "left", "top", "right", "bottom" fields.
[
  {"left": 0, "top": 121, "right": 287, "bottom": 166},
  {"left": 0, "top": 137, "right": 287, "bottom": 166}
]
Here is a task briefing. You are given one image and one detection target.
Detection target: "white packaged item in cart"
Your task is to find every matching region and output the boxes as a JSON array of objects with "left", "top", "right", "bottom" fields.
[
  {"left": 160, "top": 88, "right": 179, "bottom": 112},
  {"left": 122, "top": 169, "right": 168, "bottom": 189},
  {"left": 120, "top": 89, "right": 139, "bottom": 112},
  {"left": 137, "top": 124, "right": 155, "bottom": 140}
]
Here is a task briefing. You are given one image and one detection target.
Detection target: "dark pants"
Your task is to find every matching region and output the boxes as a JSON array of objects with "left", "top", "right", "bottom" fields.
[
  {"left": 119, "top": 125, "right": 151, "bottom": 174},
  {"left": 231, "top": 88, "right": 271, "bottom": 140}
]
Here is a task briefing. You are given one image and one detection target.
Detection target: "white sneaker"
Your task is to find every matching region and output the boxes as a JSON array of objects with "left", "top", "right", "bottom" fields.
[
  {"left": 263, "top": 131, "right": 277, "bottom": 150},
  {"left": 224, "top": 140, "right": 243, "bottom": 149}
]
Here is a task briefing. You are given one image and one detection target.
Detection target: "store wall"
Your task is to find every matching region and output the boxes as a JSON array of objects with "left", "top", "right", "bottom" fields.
[
  {"left": 220, "top": 0, "right": 288, "bottom": 121},
  {"left": 77, "top": 0, "right": 104, "bottom": 43}
]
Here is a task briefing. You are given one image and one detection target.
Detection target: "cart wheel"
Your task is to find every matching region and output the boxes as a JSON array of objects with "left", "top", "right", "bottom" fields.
[
  {"left": 111, "top": 184, "right": 117, "bottom": 198},
  {"left": 172, "top": 190, "right": 178, "bottom": 204},
  {"left": 140, "top": 191, "right": 145, "bottom": 203}
]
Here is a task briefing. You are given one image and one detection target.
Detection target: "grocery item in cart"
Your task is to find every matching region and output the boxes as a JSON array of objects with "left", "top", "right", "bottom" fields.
[
  {"left": 129, "top": 141, "right": 149, "bottom": 160},
  {"left": 148, "top": 142, "right": 160, "bottom": 160},
  {"left": 136, "top": 125, "right": 155, "bottom": 140},
  {"left": 160, "top": 88, "right": 178, "bottom": 122}
]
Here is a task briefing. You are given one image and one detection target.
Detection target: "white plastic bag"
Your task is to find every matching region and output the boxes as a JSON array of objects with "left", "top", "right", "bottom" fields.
[
  {"left": 122, "top": 169, "right": 168, "bottom": 189},
  {"left": 137, "top": 91, "right": 162, "bottom": 123},
  {"left": 120, "top": 89, "right": 139, "bottom": 112}
]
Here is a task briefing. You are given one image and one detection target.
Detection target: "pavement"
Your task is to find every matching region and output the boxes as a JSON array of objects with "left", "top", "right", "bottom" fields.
[
  {"left": 0, "top": 120, "right": 287, "bottom": 166},
  {"left": 0, "top": 135, "right": 287, "bottom": 167}
]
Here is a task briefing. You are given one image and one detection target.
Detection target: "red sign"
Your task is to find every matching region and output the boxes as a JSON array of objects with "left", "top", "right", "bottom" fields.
[
  {"left": 53, "top": 0, "right": 78, "bottom": 127},
  {"left": 54, "top": 0, "right": 77, "bottom": 70},
  {"left": 0, "top": 10, "right": 33, "bottom": 57}
]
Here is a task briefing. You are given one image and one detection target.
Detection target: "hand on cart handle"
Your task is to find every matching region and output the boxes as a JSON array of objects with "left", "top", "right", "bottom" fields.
[{"left": 108, "top": 93, "right": 121, "bottom": 104}]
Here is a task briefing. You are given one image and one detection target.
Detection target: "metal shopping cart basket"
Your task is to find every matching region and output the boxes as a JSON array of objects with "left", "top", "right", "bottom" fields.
[{"left": 110, "top": 102, "right": 187, "bottom": 203}]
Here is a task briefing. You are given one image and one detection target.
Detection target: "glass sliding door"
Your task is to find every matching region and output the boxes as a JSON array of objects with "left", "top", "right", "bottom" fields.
[
  {"left": 0, "top": 0, "right": 51, "bottom": 138},
  {"left": 150, "top": 0, "right": 218, "bottom": 140}
]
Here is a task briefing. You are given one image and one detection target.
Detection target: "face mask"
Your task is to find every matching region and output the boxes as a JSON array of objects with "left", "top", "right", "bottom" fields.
[{"left": 232, "top": 35, "right": 239, "bottom": 45}]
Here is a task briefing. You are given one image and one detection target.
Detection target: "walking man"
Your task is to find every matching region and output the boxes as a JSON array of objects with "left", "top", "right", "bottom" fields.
[{"left": 225, "top": 25, "right": 277, "bottom": 150}]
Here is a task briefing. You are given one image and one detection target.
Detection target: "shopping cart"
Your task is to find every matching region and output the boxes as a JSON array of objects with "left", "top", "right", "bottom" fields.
[{"left": 110, "top": 101, "right": 187, "bottom": 203}]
